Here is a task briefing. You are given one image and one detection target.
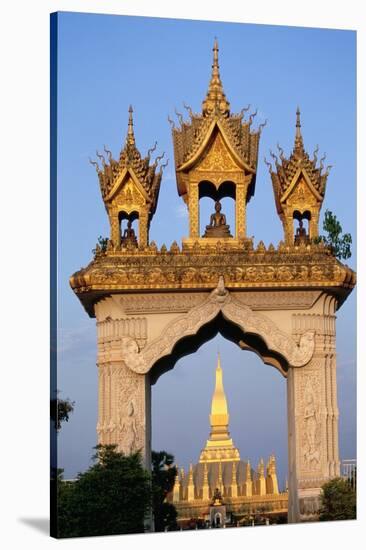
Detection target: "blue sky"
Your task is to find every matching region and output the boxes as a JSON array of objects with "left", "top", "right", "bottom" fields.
[{"left": 56, "top": 12, "right": 356, "bottom": 487}]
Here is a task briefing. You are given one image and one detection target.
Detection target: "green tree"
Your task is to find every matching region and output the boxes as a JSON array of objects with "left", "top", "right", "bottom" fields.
[
  {"left": 315, "top": 209, "right": 352, "bottom": 260},
  {"left": 319, "top": 477, "right": 356, "bottom": 521},
  {"left": 57, "top": 445, "right": 151, "bottom": 538},
  {"left": 50, "top": 391, "right": 75, "bottom": 432},
  {"left": 151, "top": 450, "right": 178, "bottom": 532}
]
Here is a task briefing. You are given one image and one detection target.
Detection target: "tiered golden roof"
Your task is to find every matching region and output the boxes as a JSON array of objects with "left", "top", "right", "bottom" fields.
[
  {"left": 70, "top": 42, "right": 356, "bottom": 319},
  {"left": 93, "top": 106, "right": 163, "bottom": 208},
  {"left": 90, "top": 106, "right": 166, "bottom": 248},
  {"left": 266, "top": 108, "right": 331, "bottom": 244},
  {"left": 269, "top": 108, "right": 330, "bottom": 215},
  {"left": 172, "top": 40, "right": 263, "bottom": 201}
]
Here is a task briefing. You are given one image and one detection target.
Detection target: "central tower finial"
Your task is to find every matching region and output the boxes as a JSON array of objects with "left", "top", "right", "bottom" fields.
[
  {"left": 202, "top": 39, "right": 230, "bottom": 116},
  {"left": 126, "top": 104, "right": 136, "bottom": 147},
  {"left": 294, "top": 106, "right": 304, "bottom": 154}
]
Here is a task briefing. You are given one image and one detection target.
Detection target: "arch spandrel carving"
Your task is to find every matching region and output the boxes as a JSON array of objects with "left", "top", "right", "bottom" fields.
[{"left": 119, "top": 278, "right": 315, "bottom": 376}]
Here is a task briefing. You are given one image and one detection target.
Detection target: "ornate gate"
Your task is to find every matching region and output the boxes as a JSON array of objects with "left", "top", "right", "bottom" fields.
[{"left": 70, "top": 41, "right": 355, "bottom": 522}]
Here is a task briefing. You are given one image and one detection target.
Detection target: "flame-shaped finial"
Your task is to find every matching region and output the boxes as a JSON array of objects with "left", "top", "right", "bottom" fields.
[
  {"left": 294, "top": 106, "right": 305, "bottom": 155},
  {"left": 126, "top": 105, "right": 135, "bottom": 146},
  {"left": 202, "top": 39, "right": 230, "bottom": 116}
]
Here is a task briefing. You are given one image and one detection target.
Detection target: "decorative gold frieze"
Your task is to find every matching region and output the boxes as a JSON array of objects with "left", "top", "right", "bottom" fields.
[{"left": 70, "top": 243, "right": 355, "bottom": 317}]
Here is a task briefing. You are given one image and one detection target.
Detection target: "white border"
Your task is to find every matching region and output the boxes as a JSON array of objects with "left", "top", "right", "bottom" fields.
[{"left": 0, "top": 1, "right": 364, "bottom": 548}]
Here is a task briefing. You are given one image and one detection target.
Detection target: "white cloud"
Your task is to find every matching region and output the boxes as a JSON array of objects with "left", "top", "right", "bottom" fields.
[{"left": 176, "top": 203, "right": 188, "bottom": 218}]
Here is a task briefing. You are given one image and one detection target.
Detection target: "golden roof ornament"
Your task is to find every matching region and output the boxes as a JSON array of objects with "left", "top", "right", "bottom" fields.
[
  {"left": 171, "top": 40, "right": 262, "bottom": 205},
  {"left": 202, "top": 39, "right": 230, "bottom": 117},
  {"left": 294, "top": 106, "right": 305, "bottom": 156},
  {"left": 89, "top": 106, "right": 166, "bottom": 249},
  {"left": 267, "top": 108, "right": 332, "bottom": 244}
]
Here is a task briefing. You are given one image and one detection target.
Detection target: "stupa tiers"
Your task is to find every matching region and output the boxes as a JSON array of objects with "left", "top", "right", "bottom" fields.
[
  {"left": 167, "top": 356, "right": 287, "bottom": 527},
  {"left": 69, "top": 40, "right": 356, "bottom": 523}
]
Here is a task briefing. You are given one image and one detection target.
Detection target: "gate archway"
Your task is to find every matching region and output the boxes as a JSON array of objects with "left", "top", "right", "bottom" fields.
[{"left": 70, "top": 40, "right": 356, "bottom": 523}]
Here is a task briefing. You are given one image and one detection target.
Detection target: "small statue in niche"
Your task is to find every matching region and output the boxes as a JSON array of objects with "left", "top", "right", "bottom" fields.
[
  {"left": 294, "top": 219, "right": 309, "bottom": 245},
  {"left": 212, "top": 487, "right": 223, "bottom": 506},
  {"left": 121, "top": 219, "right": 138, "bottom": 247},
  {"left": 203, "top": 200, "right": 232, "bottom": 238}
]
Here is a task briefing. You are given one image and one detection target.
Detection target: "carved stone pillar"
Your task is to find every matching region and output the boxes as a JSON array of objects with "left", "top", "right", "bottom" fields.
[
  {"left": 189, "top": 181, "right": 199, "bottom": 238},
  {"left": 96, "top": 362, "right": 151, "bottom": 467},
  {"left": 96, "top": 317, "right": 151, "bottom": 468},
  {"left": 289, "top": 309, "right": 339, "bottom": 521}
]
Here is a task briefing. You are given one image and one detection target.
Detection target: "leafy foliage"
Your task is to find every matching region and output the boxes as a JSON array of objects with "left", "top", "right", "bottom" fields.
[
  {"left": 57, "top": 445, "right": 151, "bottom": 538},
  {"left": 319, "top": 477, "right": 356, "bottom": 521},
  {"left": 92, "top": 235, "right": 109, "bottom": 257},
  {"left": 314, "top": 209, "right": 352, "bottom": 260},
  {"left": 50, "top": 392, "right": 75, "bottom": 432},
  {"left": 151, "top": 450, "right": 178, "bottom": 532}
]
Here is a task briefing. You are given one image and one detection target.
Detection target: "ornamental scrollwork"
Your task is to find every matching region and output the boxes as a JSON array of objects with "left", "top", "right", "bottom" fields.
[{"left": 120, "top": 280, "right": 315, "bottom": 375}]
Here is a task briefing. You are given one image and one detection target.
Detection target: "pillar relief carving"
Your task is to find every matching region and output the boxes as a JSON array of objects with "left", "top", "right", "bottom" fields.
[
  {"left": 296, "top": 365, "right": 322, "bottom": 473},
  {"left": 97, "top": 362, "right": 149, "bottom": 458},
  {"left": 292, "top": 309, "right": 339, "bottom": 480}
]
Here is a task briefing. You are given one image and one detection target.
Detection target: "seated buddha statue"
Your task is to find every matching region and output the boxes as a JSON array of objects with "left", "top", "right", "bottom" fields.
[
  {"left": 203, "top": 200, "right": 232, "bottom": 238},
  {"left": 121, "top": 220, "right": 138, "bottom": 247},
  {"left": 294, "top": 219, "right": 309, "bottom": 245}
]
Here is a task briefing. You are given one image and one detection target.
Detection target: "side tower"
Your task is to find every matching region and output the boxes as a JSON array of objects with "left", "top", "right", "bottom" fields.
[
  {"left": 91, "top": 106, "right": 165, "bottom": 249},
  {"left": 171, "top": 40, "right": 264, "bottom": 247},
  {"left": 267, "top": 108, "right": 331, "bottom": 245}
]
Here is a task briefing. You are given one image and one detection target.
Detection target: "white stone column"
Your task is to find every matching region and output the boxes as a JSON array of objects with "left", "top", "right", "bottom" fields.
[
  {"left": 96, "top": 316, "right": 151, "bottom": 468},
  {"left": 290, "top": 307, "right": 339, "bottom": 520}
]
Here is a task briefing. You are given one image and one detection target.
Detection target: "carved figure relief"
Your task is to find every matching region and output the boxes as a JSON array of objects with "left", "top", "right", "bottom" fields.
[
  {"left": 114, "top": 177, "right": 145, "bottom": 210},
  {"left": 118, "top": 400, "right": 138, "bottom": 454},
  {"left": 298, "top": 373, "right": 322, "bottom": 472},
  {"left": 303, "top": 382, "right": 320, "bottom": 468}
]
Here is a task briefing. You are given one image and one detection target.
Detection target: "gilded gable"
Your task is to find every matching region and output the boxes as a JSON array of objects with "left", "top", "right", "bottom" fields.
[
  {"left": 195, "top": 131, "right": 240, "bottom": 173},
  {"left": 285, "top": 177, "right": 319, "bottom": 210},
  {"left": 112, "top": 175, "right": 146, "bottom": 212}
]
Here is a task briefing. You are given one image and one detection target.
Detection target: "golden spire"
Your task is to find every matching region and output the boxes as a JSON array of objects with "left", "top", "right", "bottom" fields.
[
  {"left": 246, "top": 460, "right": 252, "bottom": 481},
  {"left": 202, "top": 39, "right": 230, "bottom": 116},
  {"left": 217, "top": 461, "right": 223, "bottom": 492},
  {"left": 231, "top": 462, "right": 238, "bottom": 498},
  {"left": 202, "top": 462, "right": 210, "bottom": 500},
  {"left": 210, "top": 352, "right": 229, "bottom": 426},
  {"left": 199, "top": 353, "right": 240, "bottom": 463},
  {"left": 294, "top": 106, "right": 305, "bottom": 155},
  {"left": 126, "top": 104, "right": 136, "bottom": 147}
]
